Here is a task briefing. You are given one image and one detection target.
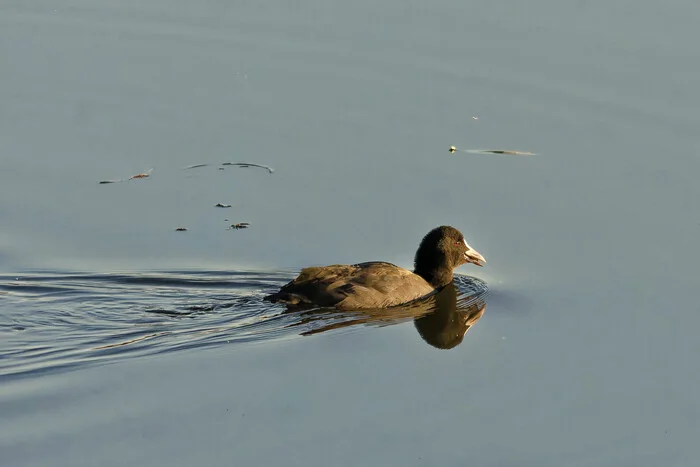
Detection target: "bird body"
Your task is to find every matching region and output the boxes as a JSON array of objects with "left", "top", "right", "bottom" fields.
[{"left": 266, "top": 226, "right": 485, "bottom": 310}]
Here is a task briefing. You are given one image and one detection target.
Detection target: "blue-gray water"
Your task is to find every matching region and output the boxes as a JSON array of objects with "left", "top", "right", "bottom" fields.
[
  {"left": 1, "top": 272, "right": 487, "bottom": 377},
  {"left": 2, "top": 1, "right": 700, "bottom": 465}
]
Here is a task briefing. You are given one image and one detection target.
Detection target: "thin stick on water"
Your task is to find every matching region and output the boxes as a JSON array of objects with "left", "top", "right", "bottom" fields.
[
  {"left": 449, "top": 146, "right": 536, "bottom": 156},
  {"left": 184, "top": 162, "right": 274, "bottom": 174},
  {"left": 99, "top": 168, "right": 154, "bottom": 184},
  {"left": 221, "top": 162, "right": 274, "bottom": 174}
]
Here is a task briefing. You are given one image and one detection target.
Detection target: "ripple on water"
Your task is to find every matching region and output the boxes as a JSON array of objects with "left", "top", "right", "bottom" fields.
[{"left": 0, "top": 271, "right": 488, "bottom": 378}]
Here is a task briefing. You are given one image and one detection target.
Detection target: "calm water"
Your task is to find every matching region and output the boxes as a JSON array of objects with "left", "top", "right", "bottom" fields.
[{"left": 2, "top": 1, "right": 700, "bottom": 465}]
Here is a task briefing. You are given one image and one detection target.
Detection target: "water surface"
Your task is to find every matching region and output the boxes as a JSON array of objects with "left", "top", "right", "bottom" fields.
[
  {"left": 1, "top": 271, "right": 488, "bottom": 377},
  {"left": 2, "top": 0, "right": 700, "bottom": 465}
]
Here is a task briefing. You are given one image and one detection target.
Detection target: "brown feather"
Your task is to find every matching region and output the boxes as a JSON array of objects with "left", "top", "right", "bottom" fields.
[
  {"left": 269, "top": 262, "right": 434, "bottom": 309},
  {"left": 265, "top": 226, "right": 484, "bottom": 310}
]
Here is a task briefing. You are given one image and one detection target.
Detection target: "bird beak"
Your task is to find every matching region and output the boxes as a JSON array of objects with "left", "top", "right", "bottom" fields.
[{"left": 464, "top": 248, "right": 486, "bottom": 267}]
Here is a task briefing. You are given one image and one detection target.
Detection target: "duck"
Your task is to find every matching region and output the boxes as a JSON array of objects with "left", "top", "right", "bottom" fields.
[{"left": 265, "top": 225, "right": 485, "bottom": 310}]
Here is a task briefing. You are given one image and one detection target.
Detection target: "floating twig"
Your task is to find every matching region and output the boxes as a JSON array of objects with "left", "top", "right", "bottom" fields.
[
  {"left": 221, "top": 162, "right": 274, "bottom": 174},
  {"left": 99, "top": 168, "right": 154, "bottom": 184},
  {"left": 449, "top": 146, "right": 536, "bottom": 156},
  {"left": 227, "top": 223, "right": 250, "bottom": 230},
  {"left": 129, "top": 168, "right": 153, "bottom": 179},
  {"left": 184, "top": 162, "right": 274, "bottom": 174}
]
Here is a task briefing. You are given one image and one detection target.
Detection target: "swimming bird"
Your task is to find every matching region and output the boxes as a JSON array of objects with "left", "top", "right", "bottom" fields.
[{"left": 265, "top": 225, "right": 485, "bottom": 310}]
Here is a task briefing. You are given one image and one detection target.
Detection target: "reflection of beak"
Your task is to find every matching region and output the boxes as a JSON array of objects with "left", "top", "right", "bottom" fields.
[{"left": 464, "top": 248, "right": 486, "bottom": 267}]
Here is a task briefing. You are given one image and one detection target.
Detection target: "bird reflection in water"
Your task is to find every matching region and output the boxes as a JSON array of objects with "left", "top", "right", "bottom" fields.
[{"left": 288, "top": 282, "right": 486, "bottom": 349}]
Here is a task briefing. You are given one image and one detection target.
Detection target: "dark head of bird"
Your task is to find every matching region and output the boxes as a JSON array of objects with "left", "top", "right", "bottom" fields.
[{"left": 413, "top": 226, "right": 485, "bottom": 288}]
